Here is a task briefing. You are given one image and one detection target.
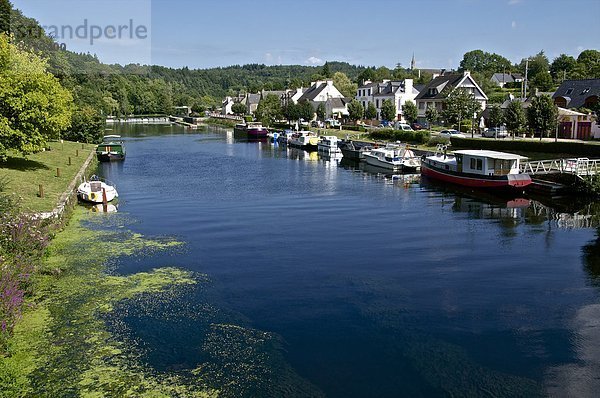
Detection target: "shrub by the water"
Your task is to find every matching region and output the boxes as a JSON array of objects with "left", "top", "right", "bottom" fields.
[{"left": 369, "top": 129, "right": 430, "bottom": 144}]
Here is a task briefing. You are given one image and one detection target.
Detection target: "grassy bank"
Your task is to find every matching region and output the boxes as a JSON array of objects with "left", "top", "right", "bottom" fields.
[{"left": 0, "top": 141, "right": 96, "bottom": 213}]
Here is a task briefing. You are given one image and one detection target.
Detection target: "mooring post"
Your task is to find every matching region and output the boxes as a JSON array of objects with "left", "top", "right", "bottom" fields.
[
  {"left": 56, "top": 168, "right": 61, "bottom": 178},
  {"left": 68, "top": 157, "right": 72, "bottom": 166},
  {"left": 76, "top": 149, "right": 79, "bottom": 157},
  {"left": 38, "top": 184, "right": 44, "bottom": 198},
  {"left": 102, "top": 187, "right": 107, "bottom": 206}
]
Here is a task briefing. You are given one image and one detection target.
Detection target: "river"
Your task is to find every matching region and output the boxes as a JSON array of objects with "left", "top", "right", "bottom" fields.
[{"left": 96, "top": 123, "right": 600, "bottom": 397}]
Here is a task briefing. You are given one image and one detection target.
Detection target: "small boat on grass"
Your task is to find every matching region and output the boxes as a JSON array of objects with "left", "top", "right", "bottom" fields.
[
  {"left": 77, "top": 176, "right": 118, "bottom": 204},
  {"left": 364, "top": 143, "right": 420, "bottom": 171},
  {"left": 96, "top": 135, "right": 126, "bottom": 162},
  {"left": 420, "top": 145, "right": 532, "bottom": 191}
]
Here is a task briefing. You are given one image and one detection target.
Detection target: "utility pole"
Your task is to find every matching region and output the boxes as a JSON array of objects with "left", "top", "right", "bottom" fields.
[{"left": 523, "top": 58, "right": 529, "bottom": 99}]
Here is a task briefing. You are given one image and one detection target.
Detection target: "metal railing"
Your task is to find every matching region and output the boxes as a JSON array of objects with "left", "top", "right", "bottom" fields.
[{"left": 520, "top": 158, "right": 600, "bottom": 177}]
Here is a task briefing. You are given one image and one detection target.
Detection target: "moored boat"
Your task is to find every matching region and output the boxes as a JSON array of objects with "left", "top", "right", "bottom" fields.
[
  {"left": 420, "top": 146, "right": 532, "bottom": 190},
  {"left": 363, "top": 144, "right": 420, "bottom": 171},
  {"left": 277, "top": 131, "right": 294, "bottom": 146},
  {"left": 317, "top": 136, "right": 341, "bottom": 153},
  {"left": 96, "top": 135, "right": 126, "bottom": 162},
  {"left": 234, "top": 121, "right": 268, "bottom": 138},
  {"left": 339, "top": 140, "right": 373, "bottom": 161},
  {"left": 288, "top": 131, "right": 319, "bottom": 150},
  {"left": 77, "top": 176, "right": 118, "bottom": 204}
]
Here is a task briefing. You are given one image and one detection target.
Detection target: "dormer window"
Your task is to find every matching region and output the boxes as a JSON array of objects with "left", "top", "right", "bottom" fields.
[
  {"left": 428, "top": 88, "right": 438, "bottom": 95},
  {"left": 565, "top": 88, "right": 573, "bottom": 95},
  {"left": 582, "top": 88, "right": 591, "bottom": 94}
]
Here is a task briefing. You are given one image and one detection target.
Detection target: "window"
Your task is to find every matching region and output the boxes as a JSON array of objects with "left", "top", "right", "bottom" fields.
[
  {"left": 477, "top": 159, "right": 483, "bottom": 170},
  {"left": 582, "top": 88, "right": 591, "bottom": 94},
  {"left": 419, "top": 102, "right": 425, "bottom": 110},
  {"left": 470, "top": 158, "right": 476, "bottom": 169},
  {"left": 565, "top": 88, "right": 573, "bottom": 95}
]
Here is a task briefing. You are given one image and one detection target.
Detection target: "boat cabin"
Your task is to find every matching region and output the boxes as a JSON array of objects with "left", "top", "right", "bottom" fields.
[{"left": 453, "top": 150, "right": 525, "bottom": 176}]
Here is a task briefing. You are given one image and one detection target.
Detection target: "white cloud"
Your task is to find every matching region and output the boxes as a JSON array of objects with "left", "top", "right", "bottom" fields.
[
  {"left": 508, "top": 0, "right": 521, "bottom": 5},
  {"left": 306, "top": 56, "right": 323, "bottom": 65},
  {"left": 512, "top": 21, "right": 517, "bottom": 29}
]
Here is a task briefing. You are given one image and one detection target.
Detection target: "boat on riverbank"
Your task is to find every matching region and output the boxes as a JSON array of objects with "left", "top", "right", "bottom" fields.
[
  {"left": 96, "top": 135, "right": 126, "bottom": 162},
  {"left": 233, "top": 122, "right": 268, "bottom": 139},
  {"left": 420, "top": 146, "right": 532, "bottom": 190},
  {"left": 339, "top": 140, "right": 373, "bottom": 161},
  {"left": 76, "top": 176, "right": 118, "bottom": 204},
  {"left": 364, "top": 144, "right": 420, "bottom": 171}
]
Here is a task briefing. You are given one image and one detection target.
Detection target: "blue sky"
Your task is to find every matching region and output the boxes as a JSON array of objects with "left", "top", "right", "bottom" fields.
[{"left": 12, "top": 0, "right": 600, "bottom": 70}]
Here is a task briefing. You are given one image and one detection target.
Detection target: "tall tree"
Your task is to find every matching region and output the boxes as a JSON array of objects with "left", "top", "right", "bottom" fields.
[
  {"left": 519, "top": 51, "right": 550, "bottom": 84},
  {"left": 550, "top": 54, "right": 577, "bottom": 82},
  {"left": 530, "top": 71, "right": 554, "bottom": 92},
  {"left": 231, "top": 102, "right": 246, "bottom": 115},
  {"left": 316, "top": 102, "right": 326, "bottom": 120},
  {"left": 425, "top": 105, "right": 439, "bottom": 127},
  {"left": 504, "top": 100, "right": 525, "bottom": 138},
  {"left": 0, "top": 34, "right": 72, "bottom": 160},
  {"left": 298, "top": 101, "right": 314, "bottom": 121},
  {"left": 402, "top": 101, "right": 418, "bottom": 124},
  {"left": 333, "top": 71, "right": 357, "bottom": 98},
  {"left": 443, "top": 88, "right": 479, "bottom": 132},
  {"left": 0, "top": 0, "right": 10, "bottom": 34},
  {"left": 459, "top": 50, "right": 512, "bottom": 75},
  {"left": 487, "top": 104, "right": 504, "bottom": 129},
  {"left": 527, "top": 94, "right": 557, "bottom": 139},
  {"left": 357, "top": 68, "right": 376, "bottom": 84},
  {"left": 347, "top": 99, "right": 364, "bottom": 121},
  {"left": 322, "top": 62, "right": 332, "bottom": 78},
  {"left": 575, "top": 49, "right": 600, "bottom": 79},
  {"left": 365, "top": 102, "right": 377, "bottom": 120},
  {"left": 255, "top": 94, "right": 281, "bottom": 126},
  {"left": 380, "top": 99, "right": 396, "bottom": 122}
]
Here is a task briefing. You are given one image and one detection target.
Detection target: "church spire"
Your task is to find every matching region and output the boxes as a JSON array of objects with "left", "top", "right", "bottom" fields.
[{"left": 410, "top": 53, "right": 416, "bottom": 70}]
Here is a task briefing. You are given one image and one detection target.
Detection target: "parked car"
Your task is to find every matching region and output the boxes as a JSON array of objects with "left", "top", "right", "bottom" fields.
[
  {"left": 311, "top": 120, "right": 324, "bottom": 128},
  {"left": 482, "top": 127, "right": 508, "bottom": 138},
  {"left": 439, "top": 129, "right": 466, "bottom": 138},
  {"left": 394, "top": 122, "right": 414, "bottom": 131},
  {"left": 325, "top": 118, "right": 340, "bottom": 128},
  {"left": 411, "top": 122, "right": 423, "bottom": 130},
  {"left": 298, "top": 119, "right": 309, "bottom": 127}
]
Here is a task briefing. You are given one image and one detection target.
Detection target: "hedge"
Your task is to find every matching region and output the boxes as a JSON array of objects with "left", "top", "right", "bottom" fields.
[
  {"left": 342, "top": 125, "right": 368, "bottom": 132},
  {"left": 450, "top": 137, "right": 600, "bottom": 157},
  {"left": 369, "top": 129, "right": 431, "bottom": 144}
]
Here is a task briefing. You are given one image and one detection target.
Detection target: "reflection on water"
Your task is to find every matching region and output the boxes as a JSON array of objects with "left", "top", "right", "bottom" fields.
[{"left": 93, "top": 123, "right": 600, "bottom": 398}]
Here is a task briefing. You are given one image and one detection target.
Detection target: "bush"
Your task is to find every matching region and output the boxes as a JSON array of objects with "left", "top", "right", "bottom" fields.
[
  {"left": 342, "top": 125, "right": 367, "bottom": 132},
  {"left": 427, "top": 135, "right": 450, "bottom": 146},
  {"left": 369, "top": 129, "right": 430, "bottom": 144}
]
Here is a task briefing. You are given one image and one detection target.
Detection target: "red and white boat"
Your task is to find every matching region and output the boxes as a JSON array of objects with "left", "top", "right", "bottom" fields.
[{"left": 420, "top": 147, "right": 532, "bottom": 190}]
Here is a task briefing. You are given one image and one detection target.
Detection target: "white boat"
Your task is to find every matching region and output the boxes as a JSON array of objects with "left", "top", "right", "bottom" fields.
[
  {"left": 288, "top": 131, "right": 319, "bottom": 150},
  {"left": 363, "top": 144, "right": 420, "bottom": 171},
  {"left": 77, "top": 177, "right": 118, "bottom": 204},
  {"left": 317, "top": 136, "right": 341, "bottom": 153},
  {"left": 277, "top": 131, "right": 294, "bottom": 146}
]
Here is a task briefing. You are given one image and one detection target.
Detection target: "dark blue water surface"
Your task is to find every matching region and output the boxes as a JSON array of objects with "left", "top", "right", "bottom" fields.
[{"left": 98, "top": 124, "right": 600, "bottom": 397}]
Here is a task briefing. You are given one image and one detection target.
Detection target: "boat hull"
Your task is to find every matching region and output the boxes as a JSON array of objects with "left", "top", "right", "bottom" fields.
[
  {"left": 96, "top": 152, "right": 125, "bottom": 162},
  {"left": 234, "top": 125, "right": 269, "bottom": 138},
  {"left": 420, "top": 159, "right": 531, "bottom": 190}
]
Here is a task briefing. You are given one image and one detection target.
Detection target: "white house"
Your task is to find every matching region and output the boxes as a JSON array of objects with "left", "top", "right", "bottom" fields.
[
  {"left": 221, "top": 97, "right": 235, "bottom": 115},
  {"left": 356, "top": 79, "right": 418, "bottom": 121},
  {"left": 415, "top": 71, "right": 488, "bottom": 122},
  {"left": 297, "top": 80, "right": 347, "bottom": 119}
]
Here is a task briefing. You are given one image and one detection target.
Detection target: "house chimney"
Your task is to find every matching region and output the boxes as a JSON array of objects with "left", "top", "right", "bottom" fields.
[{"left": 405, "top": 79, "right": 413, "bottom": 94}]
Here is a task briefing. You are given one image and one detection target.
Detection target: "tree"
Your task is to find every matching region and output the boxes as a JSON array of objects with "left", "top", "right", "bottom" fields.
[
  {"left": 375, "top": 66, "right": 392, "bottom": 81},
  {"left": 0, "top": 0, "right": 10, "bottom": 34},
  {"left": 530, "top": 71, "right": 554, "bottom": 92},
  {"left": 357, "top": 68, "right": 376, "bottom": 84},
  {"left": 63, "top": 106, "right": 104, "bottom": 143},
  {"left": 504, "top": 100, "right": 525, "bottom": 138},
  {"left": 488, "top": 104, "right": 504, "bottom": 129},
  {"left": 527, "top": 94, "right": 557, "bottom": 139},
  {"left": 425, "top": 105, "right": 439, "bottom": 127},
  {"left": 459, "top": 50, "right": 512, "bottom": 75},
  {"left": 231, "top": 102, "right": 246, "bottom": 115},
  {"left": 575, "top": 49, "right": 600, "bottom": 79},
  {"left": 550, "top": 54, "right": 577, "bottom": 82},
  {"left": 322, "top": 61, "right": 332, "bottom": 78},
  {"left": 0, "top": 34, "right": 72, "bottom": 160},
  {"left": 365, "top": 102, "right": 377, "bottom": 120},
  {"left": 282, "top": 102, "right": 300, "bottom": 122},
  {"left": 298, "top": 101, "right": 314, "bottom": 121},
  {"left": 316, "top": 102, "right": 326, "bottom": 120},
  {"left": 402, "top": 101, "right": 418, "bottom": 124},
  {"left": 519, "top": 51, "right": 550, "bottom": 83},
  {"left": 442, "top": 88, "right": 479, "bottom": 132},
  {"left": 380, "top": 99, "right": 396, "bottom": 122},
  {"left": 347, "top": 99, "right": 364, "bottom": 121},
  {"left": 333, "top": 71, "right": 357, "bottom": 98},
  {"left": 255, "top": 94, "right": 281, "bottom": 126}
]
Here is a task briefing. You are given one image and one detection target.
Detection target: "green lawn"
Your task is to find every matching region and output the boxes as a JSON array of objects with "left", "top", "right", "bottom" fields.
[{"left": 0, "top": 141, "right": 96, "bottom": 213}]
